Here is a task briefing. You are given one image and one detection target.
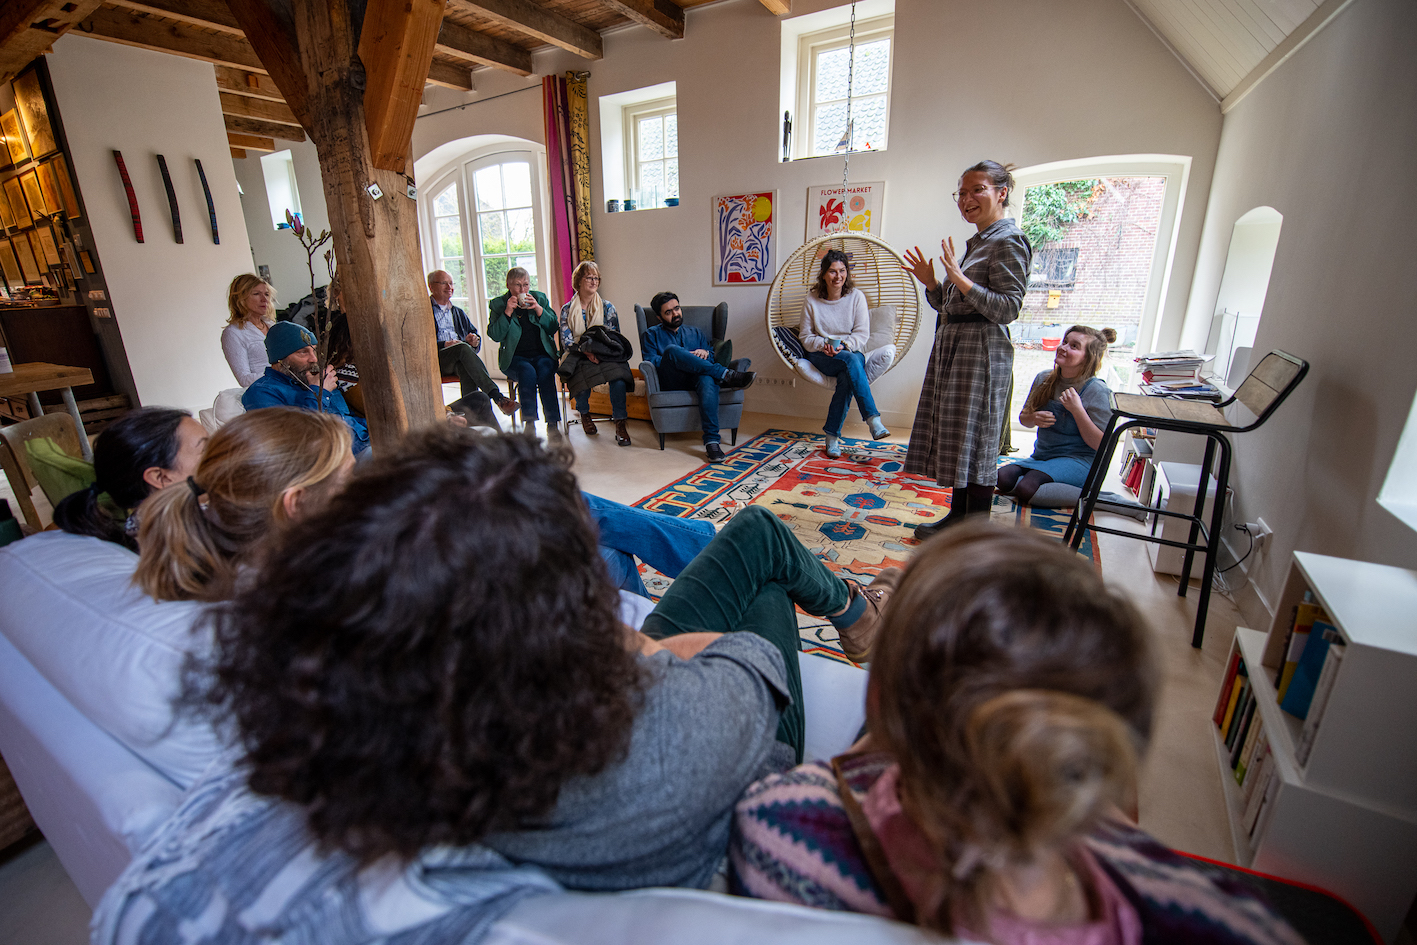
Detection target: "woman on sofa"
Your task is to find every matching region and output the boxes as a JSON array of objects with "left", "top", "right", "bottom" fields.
[
  {"left": 731, "top": 523, "right": 1305, "bottom": 945},
  {"left": 134, "top": 407, "right": 353, "bottom": 603},
  {"left": 220, "top": 273, "right": 278, "bottom": 388},
  {"left": 1000, "top": 325, "right": 1116, "bottom": 506},
  {"left": 93, "top": 428, "right": 900, "bottom": 943},
  {"left": 52, "top": 406, "right": 208, "bottom": 551},
  {"left": 800, "top": 249, "right": 889, "bottom": 458}
]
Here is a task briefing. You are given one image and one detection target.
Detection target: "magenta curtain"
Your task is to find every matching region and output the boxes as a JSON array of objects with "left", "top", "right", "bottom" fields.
[{"left": 543, "top": 75, "right": 577, "bottom": 308}]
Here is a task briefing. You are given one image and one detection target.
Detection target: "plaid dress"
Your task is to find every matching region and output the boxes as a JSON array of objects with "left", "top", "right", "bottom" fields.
[{"left": 904, "top": 217, "right": 1031, "bottom": 487}]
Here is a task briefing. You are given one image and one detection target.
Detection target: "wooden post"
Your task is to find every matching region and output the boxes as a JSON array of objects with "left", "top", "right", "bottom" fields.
[{"left": 228, "top": 0, "right": 444, "bottom": 450}]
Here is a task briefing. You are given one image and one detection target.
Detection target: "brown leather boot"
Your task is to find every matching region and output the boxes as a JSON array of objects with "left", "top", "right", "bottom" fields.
[
  {"left": 614, "top": 420, "right": 631, "bottom": 447},
  {"left": 836, "top": 568, "right": 903, "bottom": 663},
  {"left": 580, "top": 414, "right": 598, "bottom": 435}
]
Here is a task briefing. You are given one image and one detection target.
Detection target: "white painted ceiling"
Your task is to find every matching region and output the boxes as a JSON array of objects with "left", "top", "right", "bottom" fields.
[{"left": 1125, "top": 0, "right": 1337, "bottom": 103}]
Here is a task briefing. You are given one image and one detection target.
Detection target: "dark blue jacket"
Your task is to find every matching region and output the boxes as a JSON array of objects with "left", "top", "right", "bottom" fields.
[
  {"left": 432, "top": 299, "right": 480, "bottom": 347},
  {"left": 241, "top": 367, "right": 370, "bottom": 455},
  {"left": 641, "top": 323, "right": 712, "bottom": 368}
]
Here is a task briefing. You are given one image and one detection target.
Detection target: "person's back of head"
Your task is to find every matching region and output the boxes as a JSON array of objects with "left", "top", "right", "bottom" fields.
[
  {"left": 134, "top": 407, "right": 350, "bottom": 602},
  {"left": 52, "top": 407, "right": 192, "bottom": 550},
  {"left": 869, "top": 521, "right": 1157, "bottom": 934},
  {"left": 200, "top": 427, "right": 644, "bottom": 865}
]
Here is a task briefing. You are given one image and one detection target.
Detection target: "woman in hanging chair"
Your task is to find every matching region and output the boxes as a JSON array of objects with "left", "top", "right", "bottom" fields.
[
  {"left": 801, "top": 249, "right": 890, "bottom": 458},
  {"left": 558, "top": 260, "right": 632, "bottom": 446},
  {"left": 903, "top": 161, "right": 1032, "bottom": 540}
]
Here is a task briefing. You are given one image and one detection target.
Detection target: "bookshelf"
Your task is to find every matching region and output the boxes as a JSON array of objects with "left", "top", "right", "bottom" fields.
[{"left": 1213, "top": 552, "right": 1417, "bottom": 942}]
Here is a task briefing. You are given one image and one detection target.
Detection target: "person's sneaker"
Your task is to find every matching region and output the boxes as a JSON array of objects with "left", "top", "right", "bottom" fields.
[
  {"left": 614, "top": 420, "right": 632, "bottom": 447},
  {"left": 837, "top": 568, "right": 903, "bottom": 663},
  {"left": 824, "top": 434, "right": 842, "bottom": 459},
  {"left": 868, "top": 415, "right": 890, "bottom": 440},
  {"left": 720, "top": 369, "right": 756, "bottom": 391},
  {"left": 497, "top": 396, "right": 520, "bottom": 417},
  {"left": 705, "top": 441, "right": 726, "bottom": 463}
]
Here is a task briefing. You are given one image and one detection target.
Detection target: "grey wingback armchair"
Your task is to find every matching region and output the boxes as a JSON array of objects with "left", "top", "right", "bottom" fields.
[{"left": 634, "top": 301, "right": 752, "bottom": 450}]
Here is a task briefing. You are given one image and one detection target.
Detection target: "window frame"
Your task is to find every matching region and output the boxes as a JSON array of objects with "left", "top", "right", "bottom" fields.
[
  {"left": 623, "top": 96, "right": 678, "bottom": 204},
  {"left": 792, "top": 14, "right": 894, "bottom": 160}
]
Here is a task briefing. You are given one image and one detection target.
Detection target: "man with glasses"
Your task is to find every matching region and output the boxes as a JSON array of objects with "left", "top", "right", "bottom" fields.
[
  {"left": 640, "top": 291, "right": 755, "bottom": 464},
  {"left": 428, "top": 269, "right": 519, "bottom": 416}
]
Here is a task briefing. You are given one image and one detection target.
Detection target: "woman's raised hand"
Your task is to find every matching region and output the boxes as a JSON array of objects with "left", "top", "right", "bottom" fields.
[
  {"left": 940, "top": 237, "right": 963, "bottom": 282},
  {"left": 902, "top": 245, "right": 937, "bottom": 288}
]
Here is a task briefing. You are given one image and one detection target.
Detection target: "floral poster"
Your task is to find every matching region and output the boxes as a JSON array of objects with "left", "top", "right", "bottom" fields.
[
  {"left": 712, "top": 191, "right": 776, "bottom": 285},
  {"left": 808, "top": 181, "right": 884, "bottom": 238}
]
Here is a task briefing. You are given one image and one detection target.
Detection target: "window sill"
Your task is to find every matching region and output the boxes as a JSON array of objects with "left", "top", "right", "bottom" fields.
[{"left": 782, "top": 147, "right": 886, "bottom": 163}]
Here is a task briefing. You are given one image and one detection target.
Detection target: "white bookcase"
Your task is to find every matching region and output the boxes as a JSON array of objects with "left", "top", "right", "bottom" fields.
[{"left": 1214, "top": 551, "right": 1417, "bottom": 942}]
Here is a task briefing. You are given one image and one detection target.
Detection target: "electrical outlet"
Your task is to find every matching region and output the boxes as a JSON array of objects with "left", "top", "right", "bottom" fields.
[
  {"left": 1254, "top": 517, "right": 1273, "bottom": 548},
  {"left": 755, "top": 376, "right": 797, "bottom": 387}
]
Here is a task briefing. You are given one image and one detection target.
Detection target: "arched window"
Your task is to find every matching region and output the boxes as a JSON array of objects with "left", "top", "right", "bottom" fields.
[{"left": 419, "top": 146, "right": 549, "bottom": 346}]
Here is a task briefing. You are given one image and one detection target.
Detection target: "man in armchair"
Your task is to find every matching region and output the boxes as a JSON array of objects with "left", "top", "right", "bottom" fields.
[
  {"left": 640, "top": 291, "right": 755, "bottom": 463},
  {"left": 429, "top": 270, "right": 518, "bottom": 416}
]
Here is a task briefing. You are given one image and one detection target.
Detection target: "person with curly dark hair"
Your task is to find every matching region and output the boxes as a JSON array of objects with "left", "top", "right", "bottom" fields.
[{"left": 94, "top": 427, "right": 894, "bottom": 944}]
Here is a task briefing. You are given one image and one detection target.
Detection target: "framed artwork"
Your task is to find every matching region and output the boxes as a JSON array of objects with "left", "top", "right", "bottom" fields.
[
  {"left": 13, "top": 231, "right": 39, "bottom": 282},
  {"left": 79, "top": 250, "right": 95, "bottom": 274},
  {"left": 50, "top": 155, "right": 80, "bottom": 219},
  {"left": 0, "top": 185, "right": 13, "bottom": 229},
  {"left": 36, "top": 225, "right": 60, "bottom": 266},
  {"left": 712, "top": 191, "right": 776, "bottom": 285},
  {"left": 19, "top": 169, "right": 48, "bottom": 217},
  {"left": 26, "top": 230, "right": 47, "bottom": 271},
  {"left": 4, "top": 177, "right": 31, "bottom": 226},
  {"left": 13, "top": 70, "right": 56, "bottom": 158},
  {"left": 0, "top": 240, "right": 19, "bottom": 285},
  {"left": 808, "top": 181, "right": 885, "bottom": 238},
  {"left": 1, "top": 110, "right": 26, "bottom": 165},
  {"left": 36, "top": 161, "right": 62, "bottom": 217}
]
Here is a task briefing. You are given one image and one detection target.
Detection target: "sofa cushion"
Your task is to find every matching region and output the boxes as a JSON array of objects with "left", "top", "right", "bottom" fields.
[
  {"left": 0, "top": 531, "right": 225, "bottom": 788},
  {"left": 867, "top": 304, "right": 896, "bottom": 353},
  {"left": 772, "top": 325, "right": 807, "bottom": 361}
]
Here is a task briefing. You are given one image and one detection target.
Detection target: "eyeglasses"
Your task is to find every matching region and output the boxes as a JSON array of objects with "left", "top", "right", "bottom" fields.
[
  {"left": 663, "top": 304, "right": 682, "bottom": 315},
  {"left": 430, "top": 280, "right": 454, "bottom": 287},
  {"left": 581, "top": 275, "right": 601, "bottom": 282},
  {"left": 952, "top": 185, "right": 997, "bottom": 202}
]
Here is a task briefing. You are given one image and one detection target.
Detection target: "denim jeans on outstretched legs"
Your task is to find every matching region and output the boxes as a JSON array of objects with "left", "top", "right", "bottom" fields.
[
  {"left": 583, "top": 492, "right": 716, "bottom": 598},
  {"left": 640, "top": 505, "right": 851, "bottom": 761},
  {"left": 655, "top": 346, "right": 727, "bottom": 445},
  {"left": 806, "top": 349, "right": 878, "bottom": 437}
]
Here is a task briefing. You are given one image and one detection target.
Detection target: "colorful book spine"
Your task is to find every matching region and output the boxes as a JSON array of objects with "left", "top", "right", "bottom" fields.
[
  {"left": 1280, "top": 621, "right": 1341, "bottom": 720},
  {"left": 1228, "top": 696, "right": 1257, "bottom": 764},
  {"left": 1235, "top": 713, "right": 1265, "bottom": 784},
  {"left": 1214, "top": 650, "right": 1242, "bottom": 725},
  {"left": 1276, "top": 599, "right": 1323, "bottom": 702},
  {"left": 1240, "top": 731, "right": 1270, "bottom": 795},
  {"left": 1225, "top": 676, "right": 1253, "bottom": 749},
  {"left": 1219, "top": 662, "right": 1248, "bottom": 735},
  {"left": 1296, "top": 641, "right": 1346, "bottom": 766}
]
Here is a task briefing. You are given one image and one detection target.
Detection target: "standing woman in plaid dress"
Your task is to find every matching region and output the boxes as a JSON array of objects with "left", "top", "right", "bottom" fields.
[{"left": 903, "top": 161, "right": 1032, "bottom": 540}]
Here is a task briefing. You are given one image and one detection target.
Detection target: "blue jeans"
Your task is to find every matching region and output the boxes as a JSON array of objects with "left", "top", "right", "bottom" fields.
[
  {"left": 574, "top": 379, "right": 628, "bottom": 421},
  {"left": 584, "top": 492, "right": 716, "bottom": 598},
  {"left": 507, "top": 354, "right": 560, "bottom": 423},
  {"left": 806, "top": 349, "right": 879, "bottom": 437},
  {"left": 655, "top": 345, "right": 727, "bottom": 444}
]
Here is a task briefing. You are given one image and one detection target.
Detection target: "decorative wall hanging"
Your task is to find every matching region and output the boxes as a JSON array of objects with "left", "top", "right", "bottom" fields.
[
  {"left": 36, "top": 226, "right": 61, "bottom": 266},
  {"left": 112, "top": 150, "right": 143, "bottom": 243},
  {"left": 808, "top": 180, "right": 884, "bottom": 238},
  {"left": 19, "top": 169, "right": 47, "bottom": 216},
  {"left": 0, "top": 240, "right": 19, "bottom": 285},
  {"left": 13, "top": 69, "right": 56, "bottom": 158},
  {"left": 3, "top": 176, "right": 30, "bottom": 226},
  {"left": 564, "top": 72, "right": 594, "bottom": 265},
  {"left": 1, "top": 111, "right": 26, "bottom": 165},
  {"left": 194, "top": 158, "right": 218, "bottom": 244},
  {"left": 155, "top": 154, "right": 182, "bottom": 244},
  {"left": 51, "top": 155, "right": 80, "bottom": 219},
  {"left": 13, "top": 231, "right": 39, "bottom": 281},
  {"left": 712, "top": 191, "right": 776, "bottom": 285},
  {"left": 0, "top": 185, "right": 13, "bottom": 228}
]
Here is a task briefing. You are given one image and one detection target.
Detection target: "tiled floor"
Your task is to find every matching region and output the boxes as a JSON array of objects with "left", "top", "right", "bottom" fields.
[{"left": 0, "top": 406, "right": 1245, "bottom": 942}]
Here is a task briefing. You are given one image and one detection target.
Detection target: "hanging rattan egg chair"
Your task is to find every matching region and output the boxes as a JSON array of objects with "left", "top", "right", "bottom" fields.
[{"left": 764, "top": 232, "right": 922, "bottom": 388}]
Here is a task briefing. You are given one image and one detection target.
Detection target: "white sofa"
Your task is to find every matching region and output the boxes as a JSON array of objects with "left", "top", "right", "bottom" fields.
[{"left": 0, "top": 531, "right": 940, "bottom": 942}]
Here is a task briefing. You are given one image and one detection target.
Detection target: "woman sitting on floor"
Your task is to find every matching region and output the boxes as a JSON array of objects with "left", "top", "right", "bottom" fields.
[
  {"left": 1000, "top": 325, "right": 1116, "bottom": 505},
  {"left": 94, "top": 428, "right": 899, "bottom": 943},
  {"left": 731, "top": 523, "right": 1305, "bottom": 945},
  {"left": 51, "top": 406, "right": 208, "bottom": 551}
]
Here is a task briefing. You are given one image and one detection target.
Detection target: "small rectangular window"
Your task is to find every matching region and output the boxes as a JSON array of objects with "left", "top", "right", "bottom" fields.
[
  {"left": 784, "top": 9, "right": 894, "bottom": 161},
  {"left": 260, "top": 150, "right": 301, "bottom": 230},
  {"left": 598, "top": 82, "right": 678, "bottom": 212}
]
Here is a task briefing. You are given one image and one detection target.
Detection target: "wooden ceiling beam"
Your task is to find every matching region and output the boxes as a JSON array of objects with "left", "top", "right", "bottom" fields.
[
  {"left": 214, "top": 65, "right": 287, "bottom": 102},
  {"left": 225, "top": 112, "right": 306, "bottom": 142},
  {"left": 359, "top": 0, "right": 444, "bottom": 170},
  {"left": 82, "top": 6, "right": 267, "bottom": 72},
  {"left": 758, "top": 0, "right": 791, "bottom": 14},
  {"left": 218, "top": 90, "right": 299, "bottom": 124},
  {"left": 435, "top": 17, "right": 531, "bottom": 75},
  {"left": 0, "top": 0, "right": 105, "bottom": 85},
  {"left": 451, "top": 0, "right": 602, "bottom": 60},
  {"left": 230, "top": 147, "right": 248, "bottom": 159},
  {"left": 598, "top": 0, "right": 684, "bottom": 40},
  {"left": 227, "top": 131, "right": 275, "bottom": 151},
  {"left": 426, "top": 59, "right": 473, "bottom": 90},
  {"left": 225, "top": 0, "right": 311, "bottom": 126},
  {"left": 104, "top": 0, "right": 243, "bottom": 34}
]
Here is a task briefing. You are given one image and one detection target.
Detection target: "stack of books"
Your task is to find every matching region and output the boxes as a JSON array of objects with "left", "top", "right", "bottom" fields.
[
  {"left": 1135, "top": 350, "right": 1221, "bottom": 399},
  {"left": 1213, "top": 652, "right": 1279, "bottom": 844}
]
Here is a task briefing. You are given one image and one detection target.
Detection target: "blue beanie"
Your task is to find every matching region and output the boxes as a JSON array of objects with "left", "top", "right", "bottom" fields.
[{"left": 265, "top": 322, "right": 318, "bottom": 363}]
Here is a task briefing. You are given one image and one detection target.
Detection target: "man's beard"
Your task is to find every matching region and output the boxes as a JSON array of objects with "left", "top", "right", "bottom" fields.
[
  {"left": 666, "top": 315, "right": 682, "bottom": 329},
  {"left": 280, "top": 357, "right": 319, "bottom": 384}
]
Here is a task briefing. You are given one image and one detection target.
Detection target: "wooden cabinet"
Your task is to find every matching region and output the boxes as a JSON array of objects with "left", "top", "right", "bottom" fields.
[{"left": 1216, "top": 552, "right": 1417, "bottom": 941}]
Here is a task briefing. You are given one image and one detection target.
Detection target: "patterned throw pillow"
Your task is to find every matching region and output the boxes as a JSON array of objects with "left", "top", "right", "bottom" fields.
[{"left": 772, "top": 325, "right": 807, "bottom": 360}]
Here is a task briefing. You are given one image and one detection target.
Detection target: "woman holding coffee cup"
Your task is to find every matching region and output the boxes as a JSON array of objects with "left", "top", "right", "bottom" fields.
[{"left": 488, "top": 266, "right": 561, "bottom": 439}]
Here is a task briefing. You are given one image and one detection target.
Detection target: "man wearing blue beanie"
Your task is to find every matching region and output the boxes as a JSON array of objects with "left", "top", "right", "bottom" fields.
[{"left": 241, "top": 321, "right": 370, "bottom": 455}]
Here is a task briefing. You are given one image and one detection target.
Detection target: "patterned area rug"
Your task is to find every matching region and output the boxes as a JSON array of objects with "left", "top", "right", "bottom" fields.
[{"left": 634, "top": 429, "right": 1099, "bottom": 663}]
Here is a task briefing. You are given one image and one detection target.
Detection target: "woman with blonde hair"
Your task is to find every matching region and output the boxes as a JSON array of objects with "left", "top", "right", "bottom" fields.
[
  {"left": 732, "top": 523, "right": 1306, "bottom": 945},
  {"left": 134, "top": 407, "right": 352, "bottom": 603},
  {"left": 221, "top": 274, "right": 278, "bottom": 388},
  {"left": 1000, "top": 324, "right": 1117, "bottom": 505},
  {"left": 558, "top": 260, "right": 632, "bottom": 445}
]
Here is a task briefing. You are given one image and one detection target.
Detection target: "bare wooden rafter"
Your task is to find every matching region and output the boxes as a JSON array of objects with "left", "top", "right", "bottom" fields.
[
  {"left": 360, "top": 0, "right": 445, "bottom": 168},
  {"left": 0, "top": 0, "right": 105, "bottom": 85},
  {"left": 599, "top": 0, "right": 685, "bottom": 40},
  {"left": 450, "top": 0, "right": 602, "bottom": 59},
  {"left": 436, "top": 18, "right": 531, "bottom": 76},
  {"left": 225, "top": 112, "right": 305, "bottom": 142}
]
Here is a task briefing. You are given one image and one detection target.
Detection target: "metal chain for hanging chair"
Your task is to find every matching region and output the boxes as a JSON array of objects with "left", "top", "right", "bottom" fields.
[{"left": 841, "top": 2, "right": 856, "bottom": 193}]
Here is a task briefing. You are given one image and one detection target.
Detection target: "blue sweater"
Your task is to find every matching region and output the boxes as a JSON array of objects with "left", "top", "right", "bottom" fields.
[
  {"left": 242, "top": 367, "right": 370, "bottom": 455},
  {"left": 641, "top": 323, "right": 712, "bottom": 368}
]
